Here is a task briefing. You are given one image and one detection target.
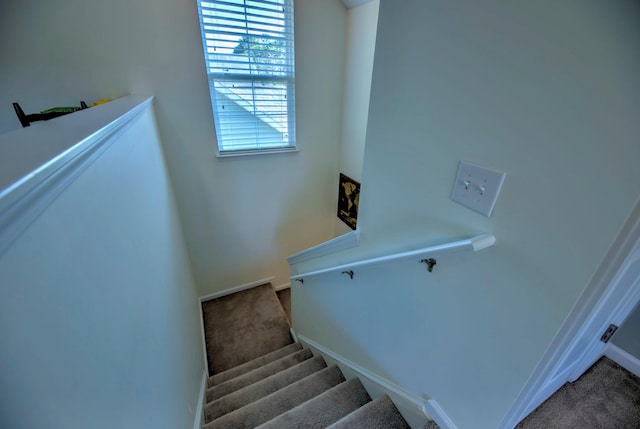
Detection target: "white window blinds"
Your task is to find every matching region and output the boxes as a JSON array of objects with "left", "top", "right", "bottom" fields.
[{"left": 197, "top": 0, "right": 296, "bottom": 154}]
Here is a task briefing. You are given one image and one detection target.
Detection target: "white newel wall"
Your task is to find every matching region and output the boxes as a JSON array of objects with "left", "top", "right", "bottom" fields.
[{"left": 0, "top": 98, "right": 205, "bottom": 429}]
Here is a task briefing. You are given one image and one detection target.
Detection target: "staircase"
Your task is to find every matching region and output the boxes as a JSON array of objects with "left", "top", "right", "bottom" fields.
[{"left": 200, "top": 283, "right": 429, "bottom": 429}]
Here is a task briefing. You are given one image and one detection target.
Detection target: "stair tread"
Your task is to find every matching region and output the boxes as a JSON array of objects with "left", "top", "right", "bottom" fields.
[
  {"left": 208, "top": 342, "right": 302, "bottom": 388},
  {"left": 204, "top": 365, "right": 345, "bottom": 429},
  {"left": 255, "top": 377, "right": 372, "bottom": 429},
  {"left": 325, "top": 395, "right": 411, "bottom": 429},
  {"left": 204, "top": 355, "right": 327, "bottom": 422},
  {"left": 206, "top": 348, "right": 313, "bottom": 402}
]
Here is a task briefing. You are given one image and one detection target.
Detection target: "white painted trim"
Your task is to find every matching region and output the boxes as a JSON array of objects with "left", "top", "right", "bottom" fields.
[
  {"left": 521, "top": 361, "right": 579, "bottom": 421},
  {"left": 529, "top": 341, "right": 640, "bottom": 417},
  {"left": 297, "top": 334, "right": 453, "bottom": 428},
  {"left": 193, "top": 369, "right": 207, "bottom": 429},
  {"left": 290, "top": 234, "right": 495, "bottom": 282},
  {"left": 216, "top": 148, "right": 299, "bottom": 158},
  {"left": 567, "top": 260, "right": 640, "bottom": 381},
  {"left": 286, "top": 230, "right": 360, "bottom": 265},
  {"left": 198, "top": 299, "right": 209, "bottom": 381},
  {"left": 566, "top": 340, "right": 607, "bottom": 383},
  {"left": 605, "top": 343, "right": 640, "bottom": 379},
  {"left": 0, "top": 96, "right": 153, "bottom": 257},
  {"left": 273, "top": 282, "right": 291, "bottom": 292},
  {"left": 199, "top": 276, "right": 276, "bottom": 302},
  {"left": 500, "top": 200, "right": 640, "bottom": 429},
  {"left": 424, "top": 400, "right": 458, "bottom": 429}
]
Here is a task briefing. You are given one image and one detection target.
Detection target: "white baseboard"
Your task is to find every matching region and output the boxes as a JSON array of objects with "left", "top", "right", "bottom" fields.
[
  {"left": 198, "top": 301, "right": 209, "bottom": 384},
  {"left": 273, "top": 282, "right": 291, "bottom": 292},
  {"left": 424, "top": 400, "right": 458, "bottom": 429},
  {"left": 512, "top": 344, "right": 640, "bottom": 426},
  {"left": 193, "top": 369, "right": 207, "bottom": 429},
  {"left": 297, "top": 334, "right": 450, "bottom": 429},
  {"left": 199, "top": 276, "right": 276, "bottom": 302},
  {"left": 518, "top": 362, "right": 578, "bottom": 424},
  {"left": 568, "top": 341, "right": 606, "bottom": 382},
  {"left": 605, "top": 343, "right": 640, "bottom": 378}
]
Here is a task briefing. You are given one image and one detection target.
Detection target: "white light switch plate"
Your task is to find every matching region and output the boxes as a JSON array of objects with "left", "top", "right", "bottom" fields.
[{"left": 451, "top": 161, "right": 506, "bottom": 216}]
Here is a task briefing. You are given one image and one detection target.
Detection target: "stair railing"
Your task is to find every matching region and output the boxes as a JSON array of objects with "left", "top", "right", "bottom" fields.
[{"left": 290, "top": 234, "right": 495, "bottom": 283}]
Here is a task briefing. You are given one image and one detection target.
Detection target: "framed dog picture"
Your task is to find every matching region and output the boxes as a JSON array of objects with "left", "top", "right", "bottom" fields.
[{"left": 337, "top": 173, "right": 360, "bottom": 230}]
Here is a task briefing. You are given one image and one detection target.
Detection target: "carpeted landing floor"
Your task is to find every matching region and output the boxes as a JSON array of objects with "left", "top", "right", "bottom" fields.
[
  {"left": 200, "top": 282, "right": 433, "bottom": 428},
  {"left": 517, "top": 356, "right": 640, "bottom": 428},
  {"left": 202, "top": 283, "right": 293, "bottom": 375}
]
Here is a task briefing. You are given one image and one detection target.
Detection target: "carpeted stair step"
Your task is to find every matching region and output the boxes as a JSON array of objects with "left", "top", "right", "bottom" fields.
[
  {"left": 326, "top": 395, "right": 411, "bottom": 429},
  {"left": 208, "top": 342, "right": 302, "bottom": 388},
  {"left": 255, "top": 377, "right": 372, "bottom": 429},
  {"left": 204, "top": 364, "right": 346, "bottom": 429},
  {"left": 204, "top": 355, "right": 328, "bottom": 422},
  {"left": 206, "top": 348, "right": 314, "bottom": 402}
]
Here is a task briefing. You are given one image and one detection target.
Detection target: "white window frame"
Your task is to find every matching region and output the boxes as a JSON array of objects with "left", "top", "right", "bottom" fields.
[{"left": 196, "top": 0, "right": 297, "bottom": 156}]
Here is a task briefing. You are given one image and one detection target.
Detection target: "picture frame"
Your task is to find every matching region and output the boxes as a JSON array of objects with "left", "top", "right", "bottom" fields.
[{"left": 337, "top": 173, "right": 360, "bottom": 230}]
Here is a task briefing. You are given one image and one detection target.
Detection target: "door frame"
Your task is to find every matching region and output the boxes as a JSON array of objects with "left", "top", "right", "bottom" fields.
[{"left": 500, "top": 199, "right": 640, "bottom": 428}]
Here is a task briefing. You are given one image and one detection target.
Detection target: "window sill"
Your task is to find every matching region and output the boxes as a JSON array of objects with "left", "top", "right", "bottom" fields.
[{"left": 216, "top": 147, "right": 299, "bottom": 158}]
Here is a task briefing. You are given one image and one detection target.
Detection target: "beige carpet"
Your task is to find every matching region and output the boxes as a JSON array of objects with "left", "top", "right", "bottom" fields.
[
  {"left": 203, "top": 344, "right": 413, "bottom": 429},
  {"left": 200, "top": 283, "right": 415, "bottom": 428},
  {"left": 201, "top": 283, "right": 293, "bottom": 375},
  {"left": 517, "top": 356, "right": 640, "bottom": 428},
  {"left": 277, "top": 288, "right": 292, "bottom": 324}
]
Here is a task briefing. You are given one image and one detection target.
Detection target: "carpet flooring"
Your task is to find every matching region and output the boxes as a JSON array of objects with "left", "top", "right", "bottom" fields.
[
  {"left": 202, "top": 283, "right": 293, "bottom": 375},
  {"left": 200, "top": 283, "right": 425, "bottom": 428},
  {"left": 516, "top": 356, "right": 640, "bottom": 428}
]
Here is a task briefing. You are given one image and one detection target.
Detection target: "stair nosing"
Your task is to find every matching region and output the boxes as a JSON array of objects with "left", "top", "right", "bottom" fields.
[
  {"left": 205, "top": 364, "right": 345, "bottom": 429},
  {"left": 254, "top": 377, "right": 372, "bottom": 429},
  {"left": 208, "top": 342, "right": 302, "bottom": 387},
  {"left": 204, "top": 355, "right": 328, "bottom": 422},
  {"left": 325, "top": 394, "right": 412, "bottom": 429},
  {"left": 206, "top": 348, "right": 314, "bottom": 402}
]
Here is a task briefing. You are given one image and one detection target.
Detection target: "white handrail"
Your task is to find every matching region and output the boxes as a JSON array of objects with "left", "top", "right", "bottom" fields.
[{"left": 290, "top": 234, "right": 496, "bottom": 282}]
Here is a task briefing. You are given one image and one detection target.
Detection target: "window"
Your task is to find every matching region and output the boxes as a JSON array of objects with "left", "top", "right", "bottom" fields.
[{"left": 196, "top": 0, "right": 296, "bottom": 155}]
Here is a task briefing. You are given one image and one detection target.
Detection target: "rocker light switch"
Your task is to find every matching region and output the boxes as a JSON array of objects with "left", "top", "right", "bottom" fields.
[{"left": 451, "top": 161, "right": 506, "bottom": 217}]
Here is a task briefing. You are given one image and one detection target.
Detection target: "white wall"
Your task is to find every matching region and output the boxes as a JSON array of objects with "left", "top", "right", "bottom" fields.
[
  {"left": 335, "top": 0, "right": 379, "bottom": 236},
  {"left": 0, "top": 107, "right": 204, "bottom": 429},
  {"left": 292, "top": 1, "right": 640, "bottom": 428},
  {"left": 0, "top": 0, "right": 347, "bottom": 295},
  {"left": 338, "top": 0, "right": 379, "bottom": 182}
]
